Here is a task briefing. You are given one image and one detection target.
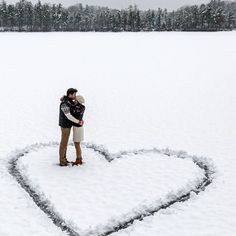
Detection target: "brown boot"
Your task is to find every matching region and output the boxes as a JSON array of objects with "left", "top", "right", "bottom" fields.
[
  {"left": 59, "top": 157, "right": 71, "bottom": 166},
  {"left": 72, "top": 157, "right": 83, "bottom": 166},
  {"left": 59, "top": 161, "right": 68, "bottom": 167}
]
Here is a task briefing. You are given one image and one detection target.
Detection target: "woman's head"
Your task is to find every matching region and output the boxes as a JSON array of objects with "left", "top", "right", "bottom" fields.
[{"left": 76, "top": 95, "right": 85, "bottom": 104}]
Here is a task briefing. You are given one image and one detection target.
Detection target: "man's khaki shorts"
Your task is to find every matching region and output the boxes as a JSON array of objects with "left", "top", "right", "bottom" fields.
[{"left": 73, "top": 126, "right": 84, "bottom": 142}]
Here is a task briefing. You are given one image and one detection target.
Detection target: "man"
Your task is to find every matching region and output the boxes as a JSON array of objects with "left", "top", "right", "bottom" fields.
[{"left": 59, "top": 88, "right": 84, "bottom": 166}]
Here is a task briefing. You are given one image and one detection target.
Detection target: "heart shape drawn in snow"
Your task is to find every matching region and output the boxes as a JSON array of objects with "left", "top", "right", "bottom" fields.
[{"left": 9, "top": 142, "right": 215, "bottom": 236}]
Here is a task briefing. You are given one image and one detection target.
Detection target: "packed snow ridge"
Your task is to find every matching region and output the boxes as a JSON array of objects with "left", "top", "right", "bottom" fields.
[{"left": 8, "top": 141, "right": 215, "bottom": 236}]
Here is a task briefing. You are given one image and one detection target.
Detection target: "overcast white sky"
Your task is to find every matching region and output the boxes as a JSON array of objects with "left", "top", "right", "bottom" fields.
[{"left": 5, "top": 0, "right": 213, "bottom": 11}]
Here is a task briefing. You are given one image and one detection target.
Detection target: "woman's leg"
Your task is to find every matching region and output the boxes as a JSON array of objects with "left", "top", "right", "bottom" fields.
[
  {"left": 73, "top": 126, "right": 84, "bottom": 165},
  {"left": 74, "top": 142, "right": 83, "bottom": 165},
  {"left": 74, "top": 142, "right": 82, "bottom": 159}
]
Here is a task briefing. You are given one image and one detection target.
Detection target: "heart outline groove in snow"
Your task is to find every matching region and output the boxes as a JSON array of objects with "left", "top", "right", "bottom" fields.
[{"left": 8, "top": 141, "right": 215, "bottom": 236}]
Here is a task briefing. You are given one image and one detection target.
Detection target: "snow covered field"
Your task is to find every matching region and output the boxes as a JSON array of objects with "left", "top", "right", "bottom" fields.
[{"left": 0, "top": 32, "right": 236, "bottom": 236}]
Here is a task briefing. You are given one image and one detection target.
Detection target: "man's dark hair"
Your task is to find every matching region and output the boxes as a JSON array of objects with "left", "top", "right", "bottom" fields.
[{"left": 67, "top": 88, "right": 78, "bottom": 96}]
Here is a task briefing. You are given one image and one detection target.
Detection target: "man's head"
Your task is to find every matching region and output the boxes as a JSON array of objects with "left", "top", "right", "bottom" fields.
[{"left": 67, "top": 88, "right": 77, "bottom": 100}]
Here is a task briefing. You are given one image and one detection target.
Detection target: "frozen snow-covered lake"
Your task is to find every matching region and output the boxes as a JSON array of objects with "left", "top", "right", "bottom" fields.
[{"left": 0, "top": 32, "right": 236, "bottom": 236}]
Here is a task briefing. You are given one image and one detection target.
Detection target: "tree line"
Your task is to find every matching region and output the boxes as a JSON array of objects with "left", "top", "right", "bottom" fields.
[{"left": 0, "top": 0, "right": 235, "bottom": 32}]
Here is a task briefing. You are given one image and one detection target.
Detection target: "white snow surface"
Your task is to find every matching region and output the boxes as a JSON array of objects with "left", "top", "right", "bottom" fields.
[
  {"left": 0, "top": 32, "right": 236, "bottom": 236},
  {"left": 17, "top": 145, "right": 205, "bottom": 235}
]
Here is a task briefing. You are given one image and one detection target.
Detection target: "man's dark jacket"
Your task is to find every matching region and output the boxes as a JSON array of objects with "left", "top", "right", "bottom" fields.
[{"left": 59, "top": 96, "right": 74, "bottom": 128}]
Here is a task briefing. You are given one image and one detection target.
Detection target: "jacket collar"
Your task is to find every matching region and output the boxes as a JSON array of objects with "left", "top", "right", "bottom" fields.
[{"left": 62, "top": 96, "right": 74, "bottom": 105}]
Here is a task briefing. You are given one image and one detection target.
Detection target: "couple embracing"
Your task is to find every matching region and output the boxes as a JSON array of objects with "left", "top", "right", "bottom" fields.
[{"left": 59, "top": 88, "right": 85, "bottom": 167}]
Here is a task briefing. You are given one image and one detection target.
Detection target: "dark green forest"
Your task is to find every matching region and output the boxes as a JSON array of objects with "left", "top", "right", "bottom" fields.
[{"left": 0, "top": 0, "right": 235, "bottom": 32}]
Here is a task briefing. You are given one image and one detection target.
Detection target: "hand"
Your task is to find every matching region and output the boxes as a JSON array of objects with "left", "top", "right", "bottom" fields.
[{"left": 79, "top": 120, "right": 84, "bottom": 126}]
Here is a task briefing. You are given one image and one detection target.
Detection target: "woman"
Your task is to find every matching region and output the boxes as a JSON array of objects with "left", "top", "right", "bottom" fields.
[{"left": 70, "top": 95, "right": 86, "bottom": 166}]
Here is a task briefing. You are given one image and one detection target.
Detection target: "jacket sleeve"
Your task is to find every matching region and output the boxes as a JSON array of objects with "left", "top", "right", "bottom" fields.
[{"left": 61, "top": 103, "right": 80, "bottom": 124}]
